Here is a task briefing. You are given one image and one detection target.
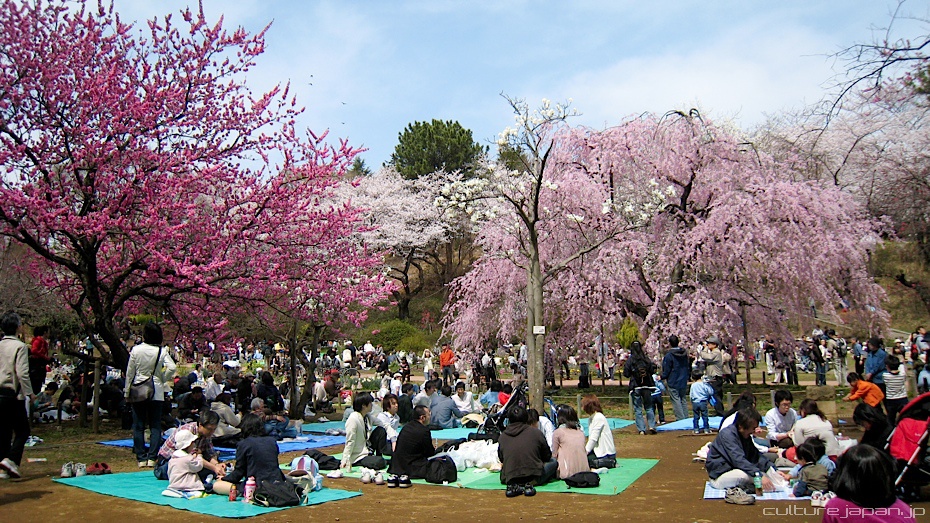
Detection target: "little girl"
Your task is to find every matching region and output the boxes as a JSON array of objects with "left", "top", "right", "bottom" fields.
[{"left": 165, "top": 429, "right": 209, "bottom": 498}]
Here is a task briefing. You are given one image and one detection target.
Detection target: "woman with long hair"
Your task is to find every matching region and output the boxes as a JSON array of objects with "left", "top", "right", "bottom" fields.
[
  {"left": 581, "top": 394, "right": 616, "bottom": 469},
  {"left": 823, "top": 445, "right": 916, "bottom": 522},
  {"left": 790, "top": 399, "right": 840, "bottom": 457},
  {"left": 551, "top": 404, "right": 590, "bottom": 479},
  {"left": 623, "top": 341, "right": 657, "bottom": 435}
]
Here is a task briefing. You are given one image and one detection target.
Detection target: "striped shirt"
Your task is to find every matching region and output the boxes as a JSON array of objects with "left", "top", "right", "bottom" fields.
[{"left": 883, "top": 370, "right": 908, "bottom": 400}]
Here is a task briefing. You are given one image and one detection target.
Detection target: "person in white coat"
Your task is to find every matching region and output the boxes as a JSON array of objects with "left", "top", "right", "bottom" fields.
[{"left": 124, "top": 323, "right": 176, "bottom": 468}]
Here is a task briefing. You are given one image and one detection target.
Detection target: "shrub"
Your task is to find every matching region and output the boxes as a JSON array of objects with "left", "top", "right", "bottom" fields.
[
  {"left": 370, "top": 320, "right": 418, "bottom": 352},
  {"left": 396, "top": 332, "right": 431, "bottom": 355}
]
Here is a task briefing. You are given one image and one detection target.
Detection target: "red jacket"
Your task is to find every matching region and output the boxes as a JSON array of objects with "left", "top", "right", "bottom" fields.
[
  {"left": 30, "top": 336, "right": 50, "bottom": 362},
  {"left": 439, "top": 348, "right": 455, "bottom": 367}
]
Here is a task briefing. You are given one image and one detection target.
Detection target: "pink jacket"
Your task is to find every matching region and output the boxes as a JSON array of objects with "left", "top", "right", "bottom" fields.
[{"left": 167, "top": 451, "right": 204, "bottom": 491}]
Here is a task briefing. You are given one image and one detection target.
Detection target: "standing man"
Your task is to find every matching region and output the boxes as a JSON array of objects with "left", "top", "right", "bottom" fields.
[
  {"left": 661, "top": 334, "right": 690, "bottom": 421},
  {"left": 439, "top": 343, "right": 455, "bottom": 387},
  {"left": 0, "top": 312, "right": 35, "bottom": 479},
  {"left": 124, "top": 323, "right": 176, "bottom": 468},
  {"left": 863, "top": 337, "right": 888, "bottom": 396},
  {"left": 701, "top": 336, "right": 725, "bottom": 416},
  {"left": 827, "top": 330, "right": 848, "bottom": 385},
  {"left": 851, "top": 337, "right": 865, "bottom": 376}
]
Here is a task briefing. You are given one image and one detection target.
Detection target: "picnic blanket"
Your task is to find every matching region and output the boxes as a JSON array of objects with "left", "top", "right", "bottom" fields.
[
  {"left": 334, "top": 458, "right": 657, "bottom": 496},
  {"left": 98, "top": 436, "right": 346, "bottom": 459},
  {"left": 702, "top": 481, "right": 810, "bottom": 501},
  {"left": 54, "top": 471, "right": 361, "bottom": 518},
  {"left": 305, "top": 417, "right": 635, "bottom": 439},
  {"left": 654, "top": 417, "right": 725, "bottom": 432}
]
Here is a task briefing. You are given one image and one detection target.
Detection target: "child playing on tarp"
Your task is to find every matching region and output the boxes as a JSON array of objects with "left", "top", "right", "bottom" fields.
[
  {"left": 780, "top": 440, "right": 832, "bottom": 497},
  {"left": 163, "top": 429, "right": 212, "bottom": 498},
  {"left": 842, "top": 372, "right": 884, "bottom": 410},
  {"left": 690, "top": 370, "right": 714, "bottom": 434}
]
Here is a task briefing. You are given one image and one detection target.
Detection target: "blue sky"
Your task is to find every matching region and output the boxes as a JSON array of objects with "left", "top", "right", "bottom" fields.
[{"left": 117, "top": 1, "right": 927, "bottom": 168}]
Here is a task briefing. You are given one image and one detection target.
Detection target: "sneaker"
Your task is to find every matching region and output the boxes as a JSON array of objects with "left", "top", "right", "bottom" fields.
[
  {"left": 811, "top": 490, "right": 824, "bottom": 507},
  {"left": 506, "top": 484, "right": 524, "bottom": 497},
  {"left": 138, "top": 461, "right": 147, "bottom": 469},
  {"left": 360, "top": 469, "right": 372, "bottom": 484},
  {"left": 639, "top": 431, "right": 646, "bottom": 436},
  {"left": 0, "top": 458, "right": 21, "bottom": 479},
  {"left": 74, "top": 463, "right": 87, "bottom": 477},
  {"left": 387, "top": 474, "right": 400, "bottom": 488},
  {"left": 61, "top": 462, "right": 74, "bottom": 478},
  {"left": 592, "top": 467, "right": 609, "bottom": 474},
  {"left": 374, "top": 472, "right": 386, "bottom": 485},
  {"left": 724, "top": 487, "right": 755, "bottom": 505},
  {"left": 693, "top": 429, "right": 700, "bottom": 434},
  {"left": 523, "top": 483, "right": 536, "bottom": 497},
  {"left": 398, "top": 475, "right": 411, "bottom": 488},
  {"left": 146, "top": 459, "right": 156, "bottom": 467},
  {"left": 703, "top": 429, "right": 712, "bottom": 434},
  {"left": 326, "top": 470, "right": 344, "bottom": 479},
  {"left": 648, "top": 428, "right": 657, "bottom": 435},
  {"left": 317, "top": 416, "right": 331, "bottom": 422}
]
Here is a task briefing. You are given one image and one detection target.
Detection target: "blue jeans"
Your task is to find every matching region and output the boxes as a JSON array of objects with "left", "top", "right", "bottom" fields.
[
  {"left": 668, "top": 386, "right": 689, "bottom": 420},
  {"left": 131, "top": 399, "right": 163, "bottom": 462},
  {"left": 631, "top": 389, "right": 655, "bottom": 432},
  {"left": 692, "top": 400, "right": 709, "bottom": 431},
  {"left": 815, "top": 363, "right": 826, "bottom": 385}
]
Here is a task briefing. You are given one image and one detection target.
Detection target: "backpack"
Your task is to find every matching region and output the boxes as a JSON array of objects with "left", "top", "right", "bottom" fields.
[
  {"left": 425, "top": 455, "right": 457, "bottom": 484},
  {"left": 564, "top": 471, "right": 600, "bottom": 488},
  {"left": 252, "top": 480, "right": 301, "bottom": 507},
  {"left": 302, "top": 449, "right": 339, "bottom": 470},
  {"left": 835, "top": 338, "right": 847, "bottom": 358}
]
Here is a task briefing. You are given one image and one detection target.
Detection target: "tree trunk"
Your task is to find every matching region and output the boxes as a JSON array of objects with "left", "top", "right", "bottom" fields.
[
  {"left": 741, "top": 303, "right": 752, "bottom": 385},
  {"left": 288, "top": 321, "right": 300, "bottom": 419},
  {"left": 397, "top": 296, "right": 411, "bottom": 321},
  {"left": 525, "top": 251, "right": 545, "bottom": 413},
  {"left": 292, "top": 324, "right": 324, "bottom": 419}
]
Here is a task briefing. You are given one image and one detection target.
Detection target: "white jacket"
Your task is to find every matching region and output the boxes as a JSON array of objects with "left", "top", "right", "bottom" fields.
[
  {"left": 124, "top": 342, "right": 177, "bottom": 401},
  {"left": 341, "top": 411, "right": 371, "bottom": 468},
  {"left": 585, "top": 412, "right": 616, "bottom": 457}
]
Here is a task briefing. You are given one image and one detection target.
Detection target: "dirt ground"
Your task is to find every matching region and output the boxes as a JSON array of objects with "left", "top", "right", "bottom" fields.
[{"left": 2, "top": 418, "right": 929, "bottom": 523}]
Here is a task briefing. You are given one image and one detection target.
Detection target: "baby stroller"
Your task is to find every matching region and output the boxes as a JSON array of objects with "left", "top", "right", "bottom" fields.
[
  {"left": 887, "top": 391, "right": 930, "bottom": 500},
  {"left": 470, "top": 383, "right": 529, "bottom": 443}
]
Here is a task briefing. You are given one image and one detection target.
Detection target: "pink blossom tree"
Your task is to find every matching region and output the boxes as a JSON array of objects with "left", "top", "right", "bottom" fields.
[
  {"left": 444, "top": 103, "right": 888, "bottom": 405},
  {"left": 0, "top": 1, "right": 386, "bottom": 370}
]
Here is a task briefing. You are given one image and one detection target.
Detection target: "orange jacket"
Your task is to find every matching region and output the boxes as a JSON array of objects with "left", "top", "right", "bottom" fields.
[
  {"left": 439, "top": 348, "right": 455, "bottom": 367},
  {"left": 848, "top": 380, "right": 884, "bottom": 407}
]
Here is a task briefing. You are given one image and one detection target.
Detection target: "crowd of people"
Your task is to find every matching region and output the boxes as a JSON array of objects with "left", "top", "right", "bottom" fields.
[{"left": 0, "top": 310, "right": 927, "bottom": 521}]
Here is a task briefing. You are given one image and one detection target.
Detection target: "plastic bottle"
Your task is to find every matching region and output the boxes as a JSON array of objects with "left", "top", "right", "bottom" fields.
[
  {"left": 228, "top": 484, "right": 237, "bottom": 502},
  {"left": 244, "top": 477, "right": 257, "bottom": 503},
  {"left": 753, "top": 472, "right": 763, "bottom": 496}
]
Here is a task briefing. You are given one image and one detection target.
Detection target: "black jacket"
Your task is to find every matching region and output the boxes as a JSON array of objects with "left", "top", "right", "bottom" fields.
[
  {"left": 388, "top": 420, "right": 435, "bottom": 479},
  {"left": 397, "top": 394, "right": 414, "bottom": 424},
  {"left": 497, "top": 422, "right": 551, "bottom": 484},
  {"left": 225, "top": 436, "right": 285, "bottom": 486}
]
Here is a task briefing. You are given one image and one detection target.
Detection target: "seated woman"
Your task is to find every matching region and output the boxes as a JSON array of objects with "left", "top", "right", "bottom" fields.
[
  {"left": 705, "top": 408, "right": 775, "bottom": 491},
  {"left": 374, "top": 394, "right": 400, "bottom": 452},
  {"left": 165, "top": 429, "right": 211, "bottom": 497},
  {"left": 790, "top": 399, "right": 840, "bottom": 458},
  {"left": 341, "top": 393, "right": 388, "bottom": 470},
  {"left": 498, "top": 404, "right": 557, "bottom": 497},
  {"left": 212, "top": 413, "right": 285, "bottom": 497},
  {"left": 551, "top": 404, "right": 590, "bottom": 480},
  {"left": 582, "top": 394, "right": 617, "bottom": 469},
  {"left": 480, "top": 381, "right": 502, "bottom": 408},
  {"left": 822, "top": 444, "right": 917, "bottom": 523},
  {"left": 853, "top": 403, "right": 892, "bottom": 451},
  {"left": 210, "top": 392, "right": 241, "bottom": 447}
]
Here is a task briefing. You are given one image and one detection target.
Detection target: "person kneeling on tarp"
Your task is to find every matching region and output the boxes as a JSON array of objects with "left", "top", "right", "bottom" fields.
[{"left": 498, "top": 404, "right": 557, "bottom": 497}]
